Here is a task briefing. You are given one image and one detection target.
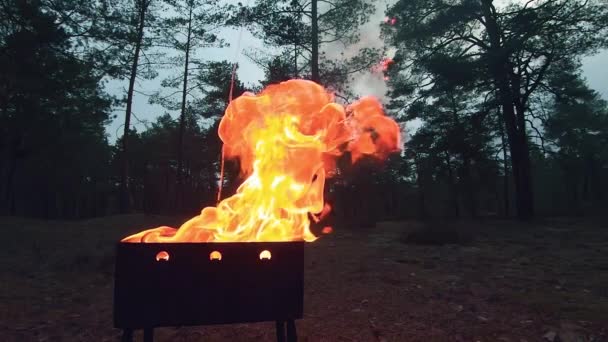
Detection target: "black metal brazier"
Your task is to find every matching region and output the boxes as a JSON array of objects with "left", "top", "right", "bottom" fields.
[{"left": 114, "top": 241, "right": 304, "bottom": 342}]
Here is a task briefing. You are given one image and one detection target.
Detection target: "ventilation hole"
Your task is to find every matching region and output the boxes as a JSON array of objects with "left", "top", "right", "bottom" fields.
[
  {"left": 259, "top": 250, "right": 272, "bottom": 260},
  {"left": 156, "top": 251, "right": 170, "bottom": 262},
  {"left": 209, "top": 251, "right": 222, "bottom": 261}
]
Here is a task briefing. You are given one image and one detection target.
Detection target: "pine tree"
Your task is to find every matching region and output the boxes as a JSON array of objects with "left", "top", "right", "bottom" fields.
[
  {"left": 385, "top": 0, "right": 608, "bottom": 219},
  {"left": 230, "top": 0, "right": 378, "bottom": 93}
]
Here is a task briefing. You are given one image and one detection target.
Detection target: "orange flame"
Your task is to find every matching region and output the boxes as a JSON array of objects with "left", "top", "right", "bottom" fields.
[{"left": 122, "top": 80, "right": 400, "bottom": 243}]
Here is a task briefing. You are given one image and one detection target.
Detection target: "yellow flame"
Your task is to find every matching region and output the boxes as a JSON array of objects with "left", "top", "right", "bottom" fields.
[{"left": 122, "top": 80, "right": 400, "bottom": 243}]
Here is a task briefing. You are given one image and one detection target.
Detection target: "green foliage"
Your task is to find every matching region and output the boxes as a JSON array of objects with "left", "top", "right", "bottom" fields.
[
  {"left": 535, "top": 64, "right": 608, "bottom": 212},
  {"left": 107, "top": 0, "right": 162, "bottom": 80},
  {"left": 545, "top": 66, "right": 608, "bottom": 162},
  {"left": 260, "top": 56, "right": 295, "bottom": 87},
  {"left": 385, "top": 0, "right": 608, "bottom": 218},
  {"left": 149, "top": 0, "right": 227, "bottom": 111},
  {"left": 112, "top": 110, "right": 221, "bottom": 214},
  {"left": 230, "top": 0, "right": 380, "bottom": 93},
  {"left": 0, "top": 0, "right": 112, "bottom": 217},
  {"left": 1, "top": 0, "right": 607, "bottom": 220},
  {"left": 28, "top": 0, "right": 163, "bottom": 79},
  {"left": 193, "top": 61, "right": 247, "bottom": 119}
]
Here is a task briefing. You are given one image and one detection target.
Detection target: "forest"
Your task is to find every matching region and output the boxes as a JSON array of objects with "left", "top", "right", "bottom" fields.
[
  {"left": 1, "top": 0, "right": 607, "bottom": 222},
  {"left": 2, "top": 1, "right": 608, "bottom": 341}
]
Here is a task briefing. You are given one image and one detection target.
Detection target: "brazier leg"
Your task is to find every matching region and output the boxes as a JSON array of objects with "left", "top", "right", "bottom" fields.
[
  {"left": 286, "top": 320, "right": 297, "bottom": 342},
  {"left": 275, "top": 320, "right": 286, "bottom": 342},
  {"left": 143, "top": 327, "right": 154, "bottom": 342},
  {"left": 121, "top": 329, "right": 133, "bottom": 342}
]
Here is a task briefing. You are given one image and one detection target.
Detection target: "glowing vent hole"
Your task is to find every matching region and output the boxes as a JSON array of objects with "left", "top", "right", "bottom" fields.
[
  {"left": 209, "top": 251, "right": 222, "bottom": 261},
  {"left": 259, "top": 250, "right": 272, "bottom": 260},
  {"left": 155, "top": 251, "right": 170, "bottom": 261}
]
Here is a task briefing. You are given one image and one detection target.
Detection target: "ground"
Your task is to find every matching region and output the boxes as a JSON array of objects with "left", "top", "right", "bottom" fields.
[{"left": 1, "top": 215, "right": 607, "bottom": 341}]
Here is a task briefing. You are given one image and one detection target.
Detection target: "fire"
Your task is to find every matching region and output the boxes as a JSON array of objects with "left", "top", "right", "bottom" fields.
[{"left": 122, "top": 80, "right": 400, "bottom": 243}]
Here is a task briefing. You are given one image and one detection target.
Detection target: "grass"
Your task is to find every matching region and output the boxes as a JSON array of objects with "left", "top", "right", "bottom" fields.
[{"left": 0, "top": 215, "right": 607, "bottom": 341}]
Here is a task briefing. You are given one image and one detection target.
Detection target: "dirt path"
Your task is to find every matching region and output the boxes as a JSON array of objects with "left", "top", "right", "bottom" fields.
[{"left": 1, "top": 215, "right": 607, "bottom": 341}]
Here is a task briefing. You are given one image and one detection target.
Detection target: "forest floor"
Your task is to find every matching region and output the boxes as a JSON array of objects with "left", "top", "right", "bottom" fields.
[{"left": 1, "top": 214, "right": 607, "bottom": 342}]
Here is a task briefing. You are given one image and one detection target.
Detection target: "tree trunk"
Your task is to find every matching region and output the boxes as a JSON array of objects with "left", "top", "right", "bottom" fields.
[
  {"left": 444, "top": 151, "right": 459, "bottom": 217},
  {"left": 310, "top": 0, "right": 319, "bottom": 83},
  {"left": 461, "top": 155, "right": 477, "bottom": 217},
  {"left": 2, "top": 136, "right": 21, "bottom": 215},
  {"left": 415, "top": 156, "right": 428, "bottom": 218},
  {"left": 292, "top": 8, "right": 299, "bottom": 78},
  {"left": 294, "top": 42, "right": 299, "bottom": 78},
  {"left": 499, "top": 114, "right": 510, "bottom": 217},
  {"left": 2, "top": 153, "right": 17, "bottom": 215},
  {"left": 120, "top": 0, "right": 149, "bottom": 214},
  {"left": 513, "top": 103, "right": 534, "bottom": 218},
  {"left": 588, "top": 156, "right": 602, "bottom": 202},
  {"left": 176, "top": 3, "right": 193, "bottom": 214},
  {"left": 480, "top": 0, "right": 534, "bottom": 220}
]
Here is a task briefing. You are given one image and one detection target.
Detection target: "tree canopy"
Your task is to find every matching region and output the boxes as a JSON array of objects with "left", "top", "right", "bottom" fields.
[
  {"left": 1, "top": 0, "right": 607, "bottom": 220},
  {"left": 384, "top": 0, "right": 608, "bottom": 218}
]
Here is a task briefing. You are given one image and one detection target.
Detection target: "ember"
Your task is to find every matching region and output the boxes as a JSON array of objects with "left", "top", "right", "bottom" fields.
[
  {"left": 371, "top": 57, "right": 395, "bottom": 80},
  {"left": 383, "top": 16, "right": 397, "bottom": 25},
  {"left": 122, "top": 80, "right": 400, "bottom": 243},
  {"left": 379, "top": 57, "right": 394, "bottom": 72}
]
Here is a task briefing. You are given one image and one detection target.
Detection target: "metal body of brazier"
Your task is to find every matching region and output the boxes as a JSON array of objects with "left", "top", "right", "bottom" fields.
[{"left": 114, "top": 241, "right": 304, "bottom": 341}]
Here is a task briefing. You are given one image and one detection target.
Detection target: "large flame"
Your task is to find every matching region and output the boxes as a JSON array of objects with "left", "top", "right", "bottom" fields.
[{"left": 122, "top": 80, "right": 400, "bottom": 243}]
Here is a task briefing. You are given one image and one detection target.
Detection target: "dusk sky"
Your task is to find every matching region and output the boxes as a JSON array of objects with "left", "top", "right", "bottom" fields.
[{"left": 104, "top": 1, "right": 608, "bottom": 143}]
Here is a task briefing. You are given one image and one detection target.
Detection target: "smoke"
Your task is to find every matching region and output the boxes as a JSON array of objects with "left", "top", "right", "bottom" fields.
[{"left": 320, "top": 0, "right": 397, "bottom": 102}]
